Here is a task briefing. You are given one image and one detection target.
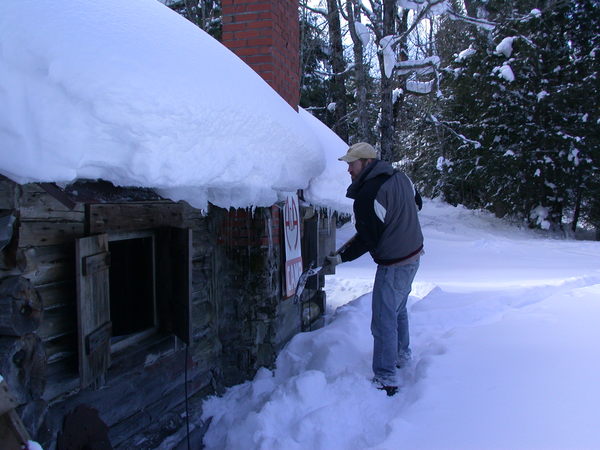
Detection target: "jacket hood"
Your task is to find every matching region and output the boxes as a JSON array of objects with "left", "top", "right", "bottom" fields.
[{"left": 346, "top": 160, "right": 394, "bottom": 199}]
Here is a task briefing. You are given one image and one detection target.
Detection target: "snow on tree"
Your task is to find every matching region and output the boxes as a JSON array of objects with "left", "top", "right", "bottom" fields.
[{"left": 423, "top": 0, "right": 599, "bottom": 230}]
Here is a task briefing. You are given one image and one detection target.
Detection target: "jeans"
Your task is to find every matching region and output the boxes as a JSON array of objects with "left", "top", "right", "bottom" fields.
[{"left": 371, "top": 260, "right": 420, "bottom": 385}]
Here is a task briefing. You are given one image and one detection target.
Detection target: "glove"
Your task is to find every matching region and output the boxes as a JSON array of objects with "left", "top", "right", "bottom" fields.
[{"left": 324, "top": 252, "right": 342, "bottom": 268}]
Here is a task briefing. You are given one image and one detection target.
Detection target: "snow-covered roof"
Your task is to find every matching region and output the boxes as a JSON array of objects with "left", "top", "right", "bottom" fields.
[{"left": 0, "top": 0, "right": 352, "bottom": 213}]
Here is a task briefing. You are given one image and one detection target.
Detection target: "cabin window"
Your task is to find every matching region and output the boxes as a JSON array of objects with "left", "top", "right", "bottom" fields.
[
  {"left": 76, "top": 225, "right": 191, "bottom": 389},
  {"left": 108, "top": 231, "right": 158, "bottom": 351}
]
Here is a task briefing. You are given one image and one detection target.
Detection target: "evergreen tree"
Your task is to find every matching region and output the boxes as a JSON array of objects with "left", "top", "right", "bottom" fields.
[
  {"left": 299, "top": 8, "right": 331, "bottom": 125},
  {"left": 428, "top": 0, "right": 599, "bottom": 230},
  {"left": 562, "top": 0, "right": 600, "bottom": 232}
]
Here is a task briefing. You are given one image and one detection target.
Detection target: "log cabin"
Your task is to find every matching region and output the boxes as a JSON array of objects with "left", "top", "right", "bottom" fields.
[{"left": 0, "top": 1, "right": 344, "bottom": 448}]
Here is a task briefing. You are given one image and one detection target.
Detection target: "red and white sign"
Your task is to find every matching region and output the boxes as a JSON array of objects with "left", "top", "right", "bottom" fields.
[{"left": 283, "top": 192, "right": 302, "bottom": 298}]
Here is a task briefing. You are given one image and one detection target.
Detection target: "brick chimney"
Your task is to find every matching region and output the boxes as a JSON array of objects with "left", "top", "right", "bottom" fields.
[{"left": 221, "top": 0, "right": 300, "bottom": 111}]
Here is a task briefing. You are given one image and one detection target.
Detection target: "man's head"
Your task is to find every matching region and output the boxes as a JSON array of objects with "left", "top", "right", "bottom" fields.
[{"left": 338, "top": 142, "right": 378, "bottom": 181}]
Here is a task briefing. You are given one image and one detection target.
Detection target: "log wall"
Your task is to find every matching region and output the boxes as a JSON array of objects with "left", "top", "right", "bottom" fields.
[{"left": 0, "top": 176, "right": 315, "bottom": 449}]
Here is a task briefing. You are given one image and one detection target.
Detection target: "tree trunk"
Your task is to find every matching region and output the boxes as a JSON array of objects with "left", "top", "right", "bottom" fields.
[
  {"left": 346, "top": 0, "right": 373, "bottom": 144},
  {"left": 378, "top": 0, "right": 396, "bottom": 161},
  {"left": 463, "top": 0, "right": 479, "bottom": 17},
  {"left": 0, "top": 334, "right": 47, "bottom": 404},
  {"left": 0, "top": 276, "right": 43, "bottom": 336},
  {"left": 571, "top": 180, "right": 583, "bottom": 233},
  {"left": 391, "top": 9, "right": 410, "bottom": 150},
  {"left": 327, "top": 0, "right": 349, "bottom": 142}
]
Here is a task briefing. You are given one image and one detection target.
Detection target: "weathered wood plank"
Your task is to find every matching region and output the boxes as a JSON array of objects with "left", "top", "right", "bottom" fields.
[
  {"left": 19, "top": 244, "right": 75, "bottom": 286},
  {"left": 0, "top": 379, "right": 19, "bottom": 416},
  {"left": 38, "top": 183, "right": 78, "bottom": 210},
  {"left": 18, "top": 184, "right": 46, "bottom": 195},
  {"left": 171, "top": 228, "right": 192, "bottom": 345},
  {"left": 75, "top": 234, "right": 111, "bottom": 389},
  {"left": 180, "top": 201, "right": 206, "bottom": 229},
  {"left": 87, "top": 203, "right": 185, "bottom": 234},
  {"left": 0, "top": 409, "right": 31, "bottom": 449},
  {"left": 45, "top": 346, "right": 189, "bottom": 443},
  {"left": 18, "top": 221, "right": 84, "bottom": 247},
  {"left": 85, "top": 321, "right": 111, "bottom": 356},
  {"left": 109, "top": 334, "right": 177, "bottom": 376},
  {"left": 0, "top": 276, "right": 43, "bottom": 336},
  {"left": 38, "top": 304, "right": 76, "bottom": 342},
  {"left": 0, "top": 177, "right": 18, "bottom": 210},
  {"left": 0, "top": 334, "right": 47, "bottom": 404},
  {"left": 82, "top": 251, "right": 110, "bottom": 276},
  {"left": 109, "top": 369, "right": 214, "bottom": 449},
  {"left": 44, "top": 333, "right": 76, "bottom": 367},
  {"left": 19, "top": 185, "right": 84, "bottom": 221},
  {"left": 36, "top": 280, "right": 75, "bottom": 310}
]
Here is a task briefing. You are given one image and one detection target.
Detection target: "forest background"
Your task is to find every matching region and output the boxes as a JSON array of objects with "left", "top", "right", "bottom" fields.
[{"left": 162, "top": 0, "right": 599, "bottom": 235}]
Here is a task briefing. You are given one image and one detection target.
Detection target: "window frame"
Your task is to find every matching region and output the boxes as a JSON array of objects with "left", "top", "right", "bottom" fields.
[{"left": 76, "top": 215, "right": 192, "bottom": 389}]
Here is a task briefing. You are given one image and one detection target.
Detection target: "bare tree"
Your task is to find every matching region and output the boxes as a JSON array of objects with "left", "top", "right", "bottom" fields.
[
  {"left": 343, "top": 0, "right": 374, "bottom": 144},
  {"left": 326, "top": 0, "right": 350, "bottom": 142},
  {"left": 300, "top": 0, "right": 350, "bottom": 141},
  {"left": 355, "top": 0, "right": 494, "bottom": 160},
  {"left": 302, "top": 0, "right": 492, "bottom": 160},
  {"left": 161, "top": 0, "right": 222, "bottom": 38}
]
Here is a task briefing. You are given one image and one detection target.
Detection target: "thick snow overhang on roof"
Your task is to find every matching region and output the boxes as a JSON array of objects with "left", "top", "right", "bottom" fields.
[
  {"left": 0, "top": 0, "right": 351, "bottom": 211},
  {"left": 300, "top": 109, "right": 353, "bottom": 214}
]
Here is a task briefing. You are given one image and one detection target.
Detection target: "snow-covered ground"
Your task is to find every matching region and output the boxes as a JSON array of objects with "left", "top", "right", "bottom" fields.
[{"left": 200, "top": 198, "right": 600, "bottom": 450}]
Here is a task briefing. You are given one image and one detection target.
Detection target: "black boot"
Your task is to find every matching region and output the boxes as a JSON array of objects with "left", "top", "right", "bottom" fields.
[
  {"left": 372, "top": 378, "right": 399, "bottom": 396},
  {"left": 378, "top": 385, "right": 399, "bottom": 396}
]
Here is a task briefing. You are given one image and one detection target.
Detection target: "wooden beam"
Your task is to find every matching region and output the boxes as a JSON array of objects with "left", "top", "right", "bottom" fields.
[
  {"left": 37, "top": 183, "right": 77, "bottom": 211},
  {"left": 87, "top": 203, "right": 185, "bottom": 234},
  {"left": 18, "top": 221, "right": 84, "bottom": 247}
]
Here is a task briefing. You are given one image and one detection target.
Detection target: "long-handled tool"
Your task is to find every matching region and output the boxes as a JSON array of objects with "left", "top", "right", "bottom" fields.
[
  {"left": 292, "top": 263, "right": 323, "bottom": 304},
  {"left": 292, "top": 235, "right": 356, "bottom": 304}
]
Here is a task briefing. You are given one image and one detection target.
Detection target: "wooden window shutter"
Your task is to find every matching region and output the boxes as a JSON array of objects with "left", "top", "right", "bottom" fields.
[
  {"left": 75, "top": 234, "right": 111, "bottom": 389},
  {"left": 156, "top": 228, "right": 192, "bottom": 345}
]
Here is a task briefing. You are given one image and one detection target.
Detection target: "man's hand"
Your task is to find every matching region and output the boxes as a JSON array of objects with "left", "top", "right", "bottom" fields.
[{"left": 325, "top": 252, "right": 342, "bottom": 268}]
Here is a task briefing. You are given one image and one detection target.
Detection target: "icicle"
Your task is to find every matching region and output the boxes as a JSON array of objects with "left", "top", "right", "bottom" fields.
[{"left": 266, "top": 213, "right": 273, "bottom": 253}]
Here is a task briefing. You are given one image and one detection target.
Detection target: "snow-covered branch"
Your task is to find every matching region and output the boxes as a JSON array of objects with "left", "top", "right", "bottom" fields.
[
  {"left": 447, "top": 9, "right": 496, "bottom": 31},
  {"left": 399, "top": 0, "right": 448, "bottom": 40},
  {"left": 396, "top": 56, "right": 440, "bottom": 75},
  {"left": 314, "top": 64, "right": 357, "bottom": 78},
  {"left": 304, "top": 105, "right": 328, "bottom": 112},
  {"left": 359, "top": 1, "right": 379, "bottom": 34},
  {"left": 429, "top": 114, "right": 482, "bottom": 148},
  {"left": 300, "top": 2, "right": 328, "bottom": 17}
]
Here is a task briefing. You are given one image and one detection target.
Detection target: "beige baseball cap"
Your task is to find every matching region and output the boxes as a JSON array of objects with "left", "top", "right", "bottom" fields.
[{"left": 338, "top": 142, "right": 379, "bottom": 162}]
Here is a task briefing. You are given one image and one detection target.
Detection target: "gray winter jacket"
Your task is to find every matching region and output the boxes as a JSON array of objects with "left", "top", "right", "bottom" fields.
[{"left": 340, "top": 160, "right": 424, "bottom": 265}]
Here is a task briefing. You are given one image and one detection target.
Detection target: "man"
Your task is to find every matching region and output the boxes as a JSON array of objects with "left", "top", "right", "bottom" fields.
[{"left": 327, "top": 142, "right": 423, "bottom": 396}]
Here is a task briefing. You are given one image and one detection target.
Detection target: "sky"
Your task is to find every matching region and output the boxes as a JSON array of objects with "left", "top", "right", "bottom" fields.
[
  {"left": 195, "top": 198, "right": 600, "bottom": 450},
  {"left": 0, "top": 0, "right": 352, "bottom": 213}
]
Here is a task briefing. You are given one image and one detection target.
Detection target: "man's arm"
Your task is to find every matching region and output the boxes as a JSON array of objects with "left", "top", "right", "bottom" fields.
[{"left": 339, "top": 233, "right": 369, "bottom": 262}]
